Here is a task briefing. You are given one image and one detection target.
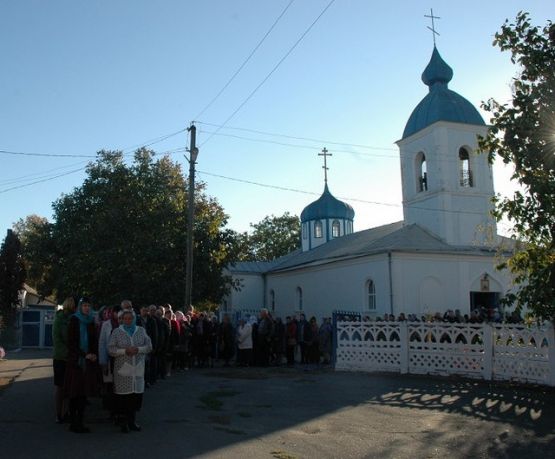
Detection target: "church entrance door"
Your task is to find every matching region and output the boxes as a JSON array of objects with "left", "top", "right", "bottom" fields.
[{"left": 470, "top": 291, "right": 500, "bottom": 320}]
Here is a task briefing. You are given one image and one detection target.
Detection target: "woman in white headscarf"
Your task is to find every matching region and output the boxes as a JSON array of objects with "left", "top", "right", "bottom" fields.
[{"left": 109, "top": 309, "right": 152, "bottom": 433}]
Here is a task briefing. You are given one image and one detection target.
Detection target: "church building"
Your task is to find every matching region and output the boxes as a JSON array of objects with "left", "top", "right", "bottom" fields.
[{"left": 223, "top": 46, "right": 513, "bottom": 320}]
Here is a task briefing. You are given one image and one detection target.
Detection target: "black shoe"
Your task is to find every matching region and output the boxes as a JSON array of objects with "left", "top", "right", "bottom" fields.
[{"left": 128, "top": 422, "right": 142, "bottom": 432}]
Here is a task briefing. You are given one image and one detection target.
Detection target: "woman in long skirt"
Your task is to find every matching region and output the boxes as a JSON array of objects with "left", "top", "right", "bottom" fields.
[
  {"left": 63, "top": 297, "right": 99, "bottom": 433},
  {"left": 109, "top": 309, "right": 152, "bottom": 433}
]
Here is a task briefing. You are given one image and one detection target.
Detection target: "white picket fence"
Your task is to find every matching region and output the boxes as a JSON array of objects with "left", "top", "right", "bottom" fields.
[{"left": 335, "top": 321, "right": 555, "bottom": 386}]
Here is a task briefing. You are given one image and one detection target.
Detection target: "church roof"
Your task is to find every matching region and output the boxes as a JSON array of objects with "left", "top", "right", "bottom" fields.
[
  {"left": 268, "top": 222, "right": 502, "bottom": 272},
  {"left": 402, "top": 47, "right": 485, "bottom": 139},
  {"left": 227, "top": 250, "right": 301, "bottom": 274},
  {"left": 227, "top": 222, "right": 513, "bottom": 275},
  {"left": 300, "top": 184, "right": 355, "bottom": 222}
]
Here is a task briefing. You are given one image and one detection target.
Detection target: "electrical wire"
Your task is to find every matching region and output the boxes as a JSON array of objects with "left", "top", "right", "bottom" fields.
[
  {"left": 194, "top": 0, "right": 296, "bottom": 121},
  {"left": 0, "top": 160, "right": 90, "bottom": 186},
  {"left": 197, "top": 169, "right": 498, "bottom": 217},
  {"left": 0, "top": 167, "right": 87, "bottom": 194},
  {"left": 198, "top": 129, "right": 399, "bottom": 158},
  {"left": 199, "top": 0, "right": 337, "bottom": 147},
  {"left": 0, "top": 130, "right": 188, "bottom": 193},
  {"left": 196, "top": 121, "right": 398, "bottom": 151},
  {"left": 0, "top": 149, "right": 95, "bottom": 158}
]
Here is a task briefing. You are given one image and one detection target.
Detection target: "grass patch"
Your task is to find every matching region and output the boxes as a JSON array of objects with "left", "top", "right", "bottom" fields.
[
  {"left": 199, "top": 389, "right": 240, "bottom": 411},
  {"left": 271, "top": 450, "right": 298, "bottom": 459},
  {"left": 237, "top": 411, "right": 252, "bottom": 418}
]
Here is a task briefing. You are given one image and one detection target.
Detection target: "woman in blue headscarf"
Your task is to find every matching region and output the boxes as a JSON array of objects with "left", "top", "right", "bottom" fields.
[
  {"left": 63, "top": 297, "right": 99, "bottom": 433},
  {"left": 109, "top": 309, "right": 152, "bottom": 433}
]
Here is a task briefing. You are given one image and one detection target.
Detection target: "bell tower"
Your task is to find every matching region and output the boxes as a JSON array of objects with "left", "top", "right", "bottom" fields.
[{"left": 396, "top": 47, "right": 497, "bottom": 246}]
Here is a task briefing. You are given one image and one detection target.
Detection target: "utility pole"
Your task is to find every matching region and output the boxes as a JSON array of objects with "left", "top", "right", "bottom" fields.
[{"left": 185, "top": 123, "right": 198, "bottom": 311}]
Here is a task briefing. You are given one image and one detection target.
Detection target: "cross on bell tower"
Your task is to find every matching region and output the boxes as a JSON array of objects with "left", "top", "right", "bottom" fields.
[{"left": 318, "top": 147, "right": 332, "bottom": 184}]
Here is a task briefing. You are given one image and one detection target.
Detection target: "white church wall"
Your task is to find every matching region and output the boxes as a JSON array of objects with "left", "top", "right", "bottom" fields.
[
  {"left": 226, "top": 273, "right": 265, "bottom": 311},
  {"left": 392, "top": 252, "right": 511, "bottom": 316},
  {"left": 267, "top": 254, "right": 391, "bottom": 320}
]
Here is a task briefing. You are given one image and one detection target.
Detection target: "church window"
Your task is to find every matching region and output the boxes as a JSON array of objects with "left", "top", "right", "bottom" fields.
[
  {"left": 366, "top": 279, "right": 376, "bottom": 310},
  {"left": 296, "top": 287, "right": 303, "bottom": 311},
  {"left": 332, "top": 220, "right": 340, "bottom": 238},
  {"left": 416, "top": 152, "right": 428, "bottom": 192},
  {"left": 270, "top": 290, "right": 275, "bottom": 312},
  {"left": 314, "top": 221, "right": 323, "bottom": 238},
  {"left": 459, "top": 147, "right": 473, "bottom": 187}
]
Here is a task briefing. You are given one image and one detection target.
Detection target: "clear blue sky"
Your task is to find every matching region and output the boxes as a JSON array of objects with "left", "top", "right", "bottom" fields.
[{"left": 0, "top": 1, "right": 552, "bottom": 238}]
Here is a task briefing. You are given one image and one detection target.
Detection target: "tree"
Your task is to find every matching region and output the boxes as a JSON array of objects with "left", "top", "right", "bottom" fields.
[
  {"left": 0, "top": 230, "right": 26, "bottom": 331},
  {"left": 237, "top": 212, "right": 300, "bottom": 261},
  {"left": 28, "top": 149, "right": 236, "bottom": 308},
  {"left": 479, "top": 12, "right": 555, "bottom": 321},
  {"left": 12, "top": 215, "right": 55, "bottom": 292}
]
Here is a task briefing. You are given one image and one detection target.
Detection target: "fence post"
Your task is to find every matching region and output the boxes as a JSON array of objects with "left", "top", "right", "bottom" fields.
[
  {"left": 332, "top": 312, "right": 338, "bottom": 368},
  {"left": 547, "top": 324, "right": 555, "bottom": 387},
  {"left": 399, "top": 322, "right": 409, "bottom": 374},
  {"left": 482, "top": 323, "right": 493, "bottom": 381}
]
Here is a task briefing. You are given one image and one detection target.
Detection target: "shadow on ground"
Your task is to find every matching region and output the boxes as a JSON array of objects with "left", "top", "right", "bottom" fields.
[{"left": 0, "top": 355, "right": 553, "bottom": 458}]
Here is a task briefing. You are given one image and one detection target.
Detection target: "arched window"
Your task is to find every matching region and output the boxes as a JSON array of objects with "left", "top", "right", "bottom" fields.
[
  {"left": 366, "top": 279, "right": 376, "bottom": 310},
  {"left": 296, "top": 287, "right": 303, "bottom": 311},
  {"left": 416, "top": 152, "right": 428, "bottom": 192},
  {"left": 314, "top": 221, "right": 323, "bottom": 238},
  {"left": 270, "top": 290, "right": 275, "bottom": 312},
  {"left": 459, "top": 147, "right": 473, "bottom": 187},
  {"left": 332, "top": 220, "right": 340, "bottom": 238}
]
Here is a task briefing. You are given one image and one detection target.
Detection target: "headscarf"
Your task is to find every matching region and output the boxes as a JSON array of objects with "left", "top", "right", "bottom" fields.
[
  {"left": 121, "top": 310, "right": 137, "bottom": 337},
  {"left": 74, "top": 297, "right": 95, "bottom": 355}
]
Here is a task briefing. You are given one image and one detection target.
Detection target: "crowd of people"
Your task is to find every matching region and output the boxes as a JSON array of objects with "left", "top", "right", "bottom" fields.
[
  {"left": 361, "top": 307, "right": 524, "bottom": 324},
  {"left": 52, "top": 299, "right": 334, "bottom": 434}
]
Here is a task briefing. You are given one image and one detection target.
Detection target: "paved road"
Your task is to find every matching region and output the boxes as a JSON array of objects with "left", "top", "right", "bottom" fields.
[{"left": 0, "top": 350, "right": 554, "bottom": 459}]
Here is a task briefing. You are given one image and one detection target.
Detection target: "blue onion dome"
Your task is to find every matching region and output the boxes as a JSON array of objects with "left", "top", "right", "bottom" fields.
[
  {"left": 403, "top": 46, "right": 485, "bottom": 139},
  {"left": 301, "top": 184, "right": 355, "bottom": 223}
]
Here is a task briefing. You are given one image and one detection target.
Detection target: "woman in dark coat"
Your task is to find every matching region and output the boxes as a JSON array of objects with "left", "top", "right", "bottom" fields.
[
  {"left": 218, "top": 314, "right": 235, "bottom": 366},
  {"left": 63, "top": 297, "right": 99, "bottom": 433}
]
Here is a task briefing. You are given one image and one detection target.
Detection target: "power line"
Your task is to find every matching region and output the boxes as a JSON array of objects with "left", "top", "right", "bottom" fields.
[
  {"left": 196, "top": 121, "right": 398, "bottom": 151},
  {"left": 0, "top": 167, "right": 87, "bottom": 194},
  {"left": 0, "top": 149, "right": 95, "bottom": 158},
  {"left": 194, "top": 0, "right": 295, "bottom": 121},
  {"left": 200, "top": 0, "right": 337, "bottom": 147},
  {"left": 198, "top": 129, "right": 399, "bottom": 158},
  {"left": 197, "top": 169, "right": 497, "bottom": 217},
  {"left": 0, "top": 131, "right": 188, "bottom": 193},
  {"left": 0, "top": 160, "right": 90, "bottom": 186}
]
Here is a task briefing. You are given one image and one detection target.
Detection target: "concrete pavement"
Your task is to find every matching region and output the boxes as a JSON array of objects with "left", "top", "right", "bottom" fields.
[{"left": 0, "top": 350, "right": 553, "bottom": 458}]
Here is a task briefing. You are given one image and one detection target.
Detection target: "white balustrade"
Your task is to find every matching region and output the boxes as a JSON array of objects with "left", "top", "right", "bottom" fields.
[{"left": 335, "top": 320, "right": 555, "bottom": 387}]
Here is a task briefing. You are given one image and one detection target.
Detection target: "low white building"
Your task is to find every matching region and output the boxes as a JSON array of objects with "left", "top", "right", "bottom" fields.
[{"left": 223, "top": 46, "right": 514, "bottom": 320}]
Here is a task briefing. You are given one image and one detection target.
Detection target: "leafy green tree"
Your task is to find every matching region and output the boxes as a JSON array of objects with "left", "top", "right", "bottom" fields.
[
  {"left": 239, "top": 212, "right": 300, "bottom": 261},
  {"left": 479, "top": 12, "right": 555, "bottom": 321},
  {"left": 33, "top": 149, "right": 235, "bottom": 308},
  {"left": 12, "top": 215, "right": 55, "bottom": 292},
  {"left": 0, "top": 230, "right": 26, "bottom": 331}
]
